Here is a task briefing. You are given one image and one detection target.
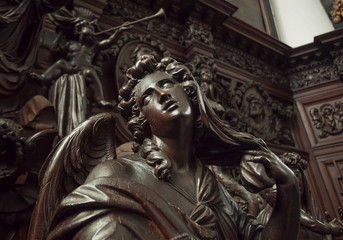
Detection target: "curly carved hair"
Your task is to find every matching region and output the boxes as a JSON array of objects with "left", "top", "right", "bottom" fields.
[
  {"left": 279, "top": 152, "right": 308, "bottom": 171},
  {"left": 118, "top": 55, "right": 203, "bottom": 181}
]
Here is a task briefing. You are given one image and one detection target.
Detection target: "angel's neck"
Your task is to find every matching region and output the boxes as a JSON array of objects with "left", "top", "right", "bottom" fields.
[{"left": 152, "top": 135, "right": 193, "bottom": 172}]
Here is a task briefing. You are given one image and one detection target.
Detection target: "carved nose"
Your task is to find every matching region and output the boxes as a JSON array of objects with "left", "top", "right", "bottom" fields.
[{"left": 159, "top": 91, "right": 170, "bottom": 104}]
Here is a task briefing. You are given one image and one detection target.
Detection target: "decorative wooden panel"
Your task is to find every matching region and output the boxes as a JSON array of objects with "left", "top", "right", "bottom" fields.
[
  {"left": 295, "top": 84, "right": 343, "bottom": 148},
  {"left": 317, "top": 152, "right": 343, "bottom": 214}
]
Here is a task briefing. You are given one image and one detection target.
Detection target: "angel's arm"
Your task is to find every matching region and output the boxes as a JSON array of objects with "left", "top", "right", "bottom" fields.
[
  {"left": 301, "top": 211, "right": 343, "bottom": 237},
  {"left": 243, "top": 149, "right": 300, "bottom": 240},
  {"left": 96, "top": 26, "right": 132, "bottom": 51}
]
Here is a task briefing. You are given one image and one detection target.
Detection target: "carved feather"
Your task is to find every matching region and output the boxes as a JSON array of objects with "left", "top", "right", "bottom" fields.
[{"left": 28, "top": 113, "right": 117, "bottom": 240}]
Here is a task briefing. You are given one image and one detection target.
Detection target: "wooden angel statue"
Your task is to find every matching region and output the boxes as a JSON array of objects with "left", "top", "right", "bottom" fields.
[{"left": 28, "top": 55, "right": 300, "bottom": 240}]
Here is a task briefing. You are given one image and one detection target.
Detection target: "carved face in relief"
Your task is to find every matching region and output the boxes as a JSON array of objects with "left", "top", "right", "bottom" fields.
[
  {"left": 132, "top": 45, "right": 159, "bottom": 62},
  {"left": 247, "top": 94, "right": 264, "bottom": 117},
  {"left": 75, "top": 20, "right": 96, "bottom": 43},
  {"left": 200, "top": 67, "right": 213, "bottom": 82},
  {"left": 134, "top": 71, "right": 193, "bottom": 138}
]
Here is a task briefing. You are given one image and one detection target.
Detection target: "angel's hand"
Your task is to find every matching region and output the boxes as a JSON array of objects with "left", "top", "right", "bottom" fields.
[{"left": 243, "top": 149, "right": 296, "bottom": 185}]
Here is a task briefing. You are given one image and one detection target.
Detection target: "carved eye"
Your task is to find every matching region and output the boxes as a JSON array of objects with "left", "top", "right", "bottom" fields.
[
  {"left": 141, "top": 94, "right": 152, "bottom": 106},
  {"left": 162, "top": 79, "right": 174, "bottom": 88}
]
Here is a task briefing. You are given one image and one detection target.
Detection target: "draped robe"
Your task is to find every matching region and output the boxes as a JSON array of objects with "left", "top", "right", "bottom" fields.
[
  {"left": 47, "top": 154, "right": 263, "bottom": 240},
  {"left": 0, "top": 0, "right": 71, "bottom": 98}
]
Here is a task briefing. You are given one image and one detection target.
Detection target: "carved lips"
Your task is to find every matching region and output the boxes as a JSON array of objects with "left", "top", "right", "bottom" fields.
[{"left": 163, "top": 99, "right": 178, "bottom": 111}]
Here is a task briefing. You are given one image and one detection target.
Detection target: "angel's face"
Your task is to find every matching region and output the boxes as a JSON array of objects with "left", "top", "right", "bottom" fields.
[
  {"left": 75, "top": 20, "right": 95, "bottom": 43},
  {"left": 134, "top": 71, "right": 193, "bottom": 138}
]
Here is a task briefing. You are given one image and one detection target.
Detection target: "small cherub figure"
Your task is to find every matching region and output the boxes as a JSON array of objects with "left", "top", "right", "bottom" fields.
[
  {"left": 31, "top": 14, "right": 131, "bottom": 107},
  {"left": 30, "top": 7, "right": 132, "bottom": 137}
]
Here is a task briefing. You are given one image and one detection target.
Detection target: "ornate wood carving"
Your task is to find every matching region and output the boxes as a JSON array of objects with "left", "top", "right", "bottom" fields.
[
  {"left": 104, "top": 0, "right": 152, "bottom": 25},
  {"left": 105, "top": 33, "right": 170, "bottom": 97},
  {"left": 288, "top": 59, "right": 339, "bottom": 90},
  {"left": 1, "top": 0, "right": 343, "bottom": 239},
  {"left": 317, "top": 152, "right": 343, "bottom": 213},
  {"left": 224, "top": 81, "right": 295, "bottom": 145},
  {"left": 27, "top": 55, "right": 301, "bottom": 240},
  {"left": 331, "top": 47, "right": 343, "bottom": 77},
  {"left": 103, "top": 0, "right": 185, "bottom": 45},
  {"left": 184, "top": 18, "right": 214, "bottom": 48},
  {"left": 309, "top": 101, "right": 343, "bottom": 138},
  {"left": 186, "top": 54, "right": 226, "bottom": 114},
  {"left": 257, "top": 152, "right": 343, "bottom": 239},
  {"left": 0, "top": 118, "right": 58, "bottom": 240},
  {"left": 215, "top": 43, "right": 288, "bottom": 85},
  {"left": 210, "top": 165, "right": 265, "bottom": 217}
]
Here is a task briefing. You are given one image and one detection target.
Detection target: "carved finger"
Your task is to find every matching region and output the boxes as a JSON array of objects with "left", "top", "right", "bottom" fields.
[
  {"left": 247, "top": 155, "right": 270, "bottom": 166},
  {"left": 244, "top": 150, "right": 270, "bottom": 158}
]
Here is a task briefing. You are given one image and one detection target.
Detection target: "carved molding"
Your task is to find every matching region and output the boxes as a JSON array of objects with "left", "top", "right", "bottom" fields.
[
  {"left": 103, "top": 0, "right": 185, "bottom": 45},
  {"left": 103, "top": 1, "right": 151, "bottom": 26},
  {"left": 309, "top": 101, "right": 343, "bottom": 138},
  {"left": 331, "top": 48, "right": 343, "bottom": 75},
  {"left": 214, "top": 43, "right": 288, "bottom": 86},
  {"left": 288, "top": 59, "right": 339, "bottom": 90}
]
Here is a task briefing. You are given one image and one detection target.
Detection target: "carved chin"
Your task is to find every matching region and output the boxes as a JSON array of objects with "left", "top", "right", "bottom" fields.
[{"left": 249, "top": 110, "right": 263, "bottom": 116}]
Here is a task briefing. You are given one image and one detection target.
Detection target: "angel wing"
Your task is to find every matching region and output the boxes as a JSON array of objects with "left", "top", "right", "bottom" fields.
[
  {"left": 28, "top": 112, "right": 118, "bottom": 240},
  {"left": 23, "top": 129, "right": 59, "bottom": 177}
]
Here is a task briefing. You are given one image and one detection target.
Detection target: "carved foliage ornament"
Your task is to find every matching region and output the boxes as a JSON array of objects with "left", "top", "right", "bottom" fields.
[
  {"left": 288, "top": 60, "right": 339, "bottom": 90},
  {"left": 184, "top": 19, "right": 214, "bottom": 47},
  {"left": 0, "top": 118, "right": 24, "bottom": 181},
  {"left": 309, "top": 101, "right": 343, "bottom": 138},
  {"left": 104, "top": 1, "right": 150, "bottom": 25},
  {"left": 331, "top": 48, "right": 343, "bottom": 74},
  {"left": 103, "top": 0, "right": 184, "bottom": 44},
  {"left": 215, "top": 44, "right": 288, "bottom": 85}
]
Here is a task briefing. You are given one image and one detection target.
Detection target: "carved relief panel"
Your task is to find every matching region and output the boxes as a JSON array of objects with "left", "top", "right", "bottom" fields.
[
  {"left": 309, "top": 101, "right": 343, "bottom": 138},
  {"left": 99, "top": 33, "right": 170, "bottom": 100},
  {"left": 224, "top": 81, "right": 295, "bottom": 146},
  {"left": 299, "top": 94, "right": 343, "bottom": 147}
]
